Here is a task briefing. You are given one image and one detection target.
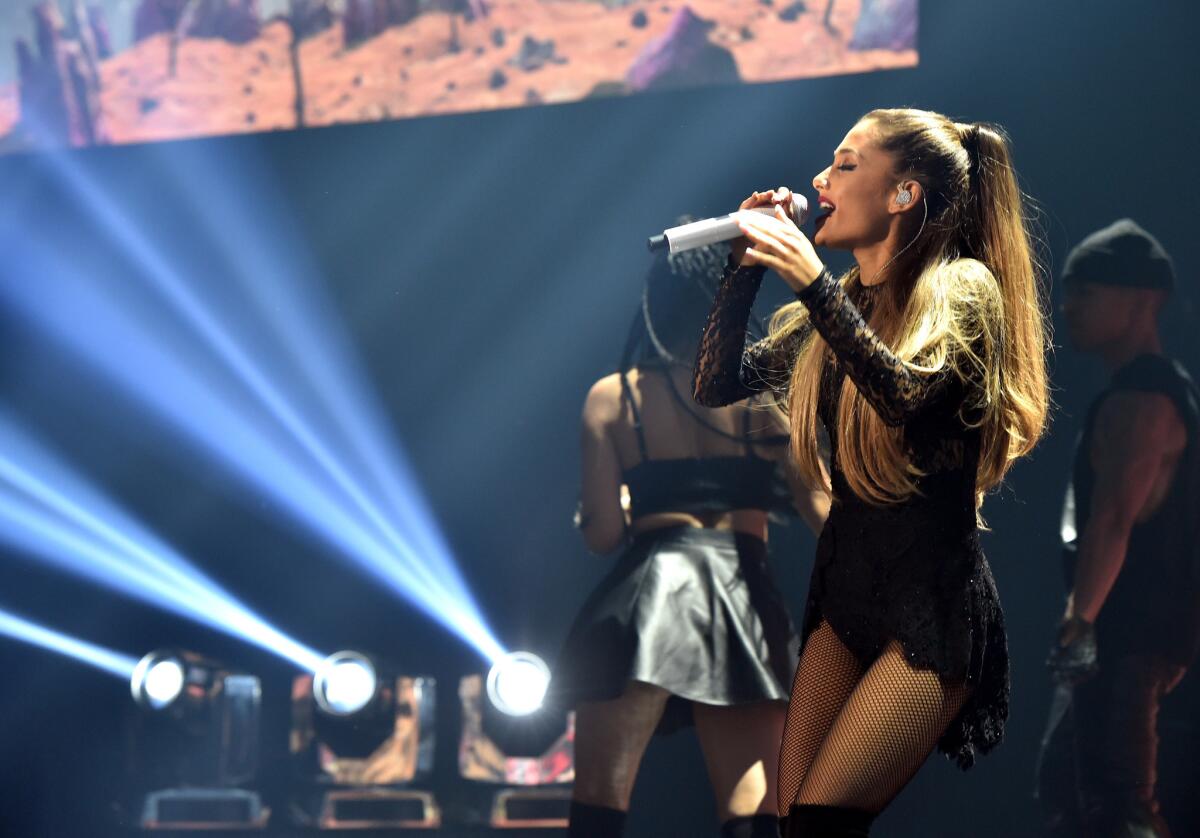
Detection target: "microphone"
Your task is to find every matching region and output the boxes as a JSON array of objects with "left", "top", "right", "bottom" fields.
[{"left": 647, "top": 194, "right": 809, "bottom": 253}]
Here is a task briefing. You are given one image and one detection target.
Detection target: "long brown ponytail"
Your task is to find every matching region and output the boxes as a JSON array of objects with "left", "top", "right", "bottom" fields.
[{"left": 764, "top": 109, "right": 1049, "bottom": 506}]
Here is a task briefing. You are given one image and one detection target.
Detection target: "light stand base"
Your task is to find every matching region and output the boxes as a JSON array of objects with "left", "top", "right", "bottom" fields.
[
  {"left": 318, "top": 788, "right": 441, "bottom": 829},
  {"left": 139, "top": 787, "right": 269, "bottom": 830},
  {"left": 490, "top": 787, "right": 572, "bottom": 828}
]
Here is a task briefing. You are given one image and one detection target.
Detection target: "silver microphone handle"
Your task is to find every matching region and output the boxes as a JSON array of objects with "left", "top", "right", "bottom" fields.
[{"left": 653, "top": 195, "right": 809, "bottom": 254}]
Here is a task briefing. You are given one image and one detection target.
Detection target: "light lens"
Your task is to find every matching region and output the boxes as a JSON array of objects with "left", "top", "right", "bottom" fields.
[
  {"left": 486, "top": 651, "right": 550, "bottom": 717},
  {"left": 314, "top": 651, "right": 377, "bottom": 716},
  {"left": 131, "top": 651, "right": 185, "bottom": 710}
]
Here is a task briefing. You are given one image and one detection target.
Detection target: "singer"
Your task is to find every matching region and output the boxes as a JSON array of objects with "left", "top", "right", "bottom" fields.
[
  {"left": 550, "top": 231, "right": 828, "bottom": 838},
  {"left": 693, "top": 108, "right": 1050, "bottom": 836}
]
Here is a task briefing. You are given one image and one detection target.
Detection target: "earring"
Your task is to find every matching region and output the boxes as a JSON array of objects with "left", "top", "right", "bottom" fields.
[{"left": 895, "top": 186, "right": 913, "bottom": 205}]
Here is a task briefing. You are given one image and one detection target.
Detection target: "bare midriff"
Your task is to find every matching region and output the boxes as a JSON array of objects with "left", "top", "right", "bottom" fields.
[{"left": 629, "top": 509, "right": 769, "bottom": 542}]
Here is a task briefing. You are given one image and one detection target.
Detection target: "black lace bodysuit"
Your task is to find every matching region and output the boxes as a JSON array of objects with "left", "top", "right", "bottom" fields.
[{"left": 693, "top": 263, "right": 1009, "bottom": 769}]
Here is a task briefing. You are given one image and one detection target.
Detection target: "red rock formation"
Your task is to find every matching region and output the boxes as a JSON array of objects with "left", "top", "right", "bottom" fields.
[
  {"left": 625, "top": 6, "right": 739, "bottom": 92},
  {"left": 14, "top": 2, "right": 108, "bottom": 147}
]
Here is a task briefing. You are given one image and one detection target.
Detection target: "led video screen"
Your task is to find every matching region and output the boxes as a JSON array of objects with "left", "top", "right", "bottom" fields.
[{"left": 0, "top": 0, "right": 917, "bottom": 153}]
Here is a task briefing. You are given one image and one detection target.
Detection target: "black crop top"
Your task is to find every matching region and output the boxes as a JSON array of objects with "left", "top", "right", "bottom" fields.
[
  {"left": 618, "top": 369, "right": 790, "bottom": 519},
  {"left": 623, "top": 456, "right": 786, "bottom": 519}
]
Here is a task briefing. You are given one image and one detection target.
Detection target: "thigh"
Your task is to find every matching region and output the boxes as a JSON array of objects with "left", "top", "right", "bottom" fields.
[
  {"left": 694, "top": 699, "right": 788, "bottom": 822},
  {"left": 1077, "top": 656, "right": 1179, "bottom": 799},
  {"left": 796, "top": 639, "right": 971, "bottom": 813},
  {"left": 776, "top": 621, "right": 865, "bottom": 816},
  {"left": 572, "top": 681, "right": 671, "bottom": 810}
]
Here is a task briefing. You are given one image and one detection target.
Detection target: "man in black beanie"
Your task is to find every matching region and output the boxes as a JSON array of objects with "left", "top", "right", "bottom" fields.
[{"left": 1037, "top": 219, "right": 1200, "bottom": 837}]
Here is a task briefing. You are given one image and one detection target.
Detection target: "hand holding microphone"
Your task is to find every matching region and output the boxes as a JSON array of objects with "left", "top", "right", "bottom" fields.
[
  {"left": 648, "top": 187, "right": 807, "bottom": 256},
  {"left": 734, "top": 187, "right": 827, "bottom": 293},
  {"left": 648, "top": 188, "right": 825, "bottom": 293}
]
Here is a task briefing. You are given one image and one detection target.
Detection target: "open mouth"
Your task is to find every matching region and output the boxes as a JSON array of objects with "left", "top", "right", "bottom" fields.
[{"left": 814, "top": 200, "right": 835, "bottom": 230}]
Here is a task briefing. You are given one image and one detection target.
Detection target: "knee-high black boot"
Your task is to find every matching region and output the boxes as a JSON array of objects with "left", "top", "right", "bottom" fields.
[
  {"left": 781, "top": 804, "right": 874, "bottom": 838},
  {"left": 721, "top": 814, "right": 781, "bottom": 838},
  {"left": 568, "top": 801, "right": 627, "bottom": 838}
]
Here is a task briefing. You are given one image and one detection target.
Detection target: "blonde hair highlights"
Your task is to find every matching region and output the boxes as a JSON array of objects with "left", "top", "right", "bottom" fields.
[{"left": 767, "top": 109, "right": 1049, "bottom": 509}]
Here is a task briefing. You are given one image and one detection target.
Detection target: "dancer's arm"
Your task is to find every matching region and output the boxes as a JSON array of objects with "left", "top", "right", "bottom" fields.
[{"left": 578, "top": 375, "right": 628, "bottom": 555}]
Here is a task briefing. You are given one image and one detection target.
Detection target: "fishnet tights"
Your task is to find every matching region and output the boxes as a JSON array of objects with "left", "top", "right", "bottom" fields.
[
  {"left": 776, "top": 621, "right": 972, "bottom": 816},
  {"left": 573, "top": 681, "right": 669, "bottom": 810}
]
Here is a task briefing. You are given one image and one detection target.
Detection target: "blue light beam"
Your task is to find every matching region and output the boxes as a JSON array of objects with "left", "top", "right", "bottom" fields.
[
  {"left": 14, "top": 149, "right": 504, "bottom": 663},
  {"left": 156, "top": 154, "right": 489, "bottom": 629},
  {"left": 0, "top": 606, "right": 138, "bottom": 680},
  {"left": 152, "top": 133, "right": 519, "bottom": 572},
  {"left": 0, "top": 416, "right": 326, "bottom": 673},
  {"left": 0, "top": 243, "right": 504, "bottom": 663}
]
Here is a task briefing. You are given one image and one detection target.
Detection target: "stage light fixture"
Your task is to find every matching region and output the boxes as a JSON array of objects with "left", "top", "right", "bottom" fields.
[
  {"left": 487, "top": 650, "right": 551, "bottom": 717},
  {"left": 459, "top": 659, "right": 574, "bottom": 829},
  {"left": 126, "top": 650, "right": 269, "bottom": 830},
  {"left": 292, "top": 652, "right": 439, "bottom": 829}
]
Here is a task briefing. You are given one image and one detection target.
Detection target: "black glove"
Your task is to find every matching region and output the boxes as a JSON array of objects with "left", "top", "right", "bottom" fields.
[{"left": 1046, "top": 616, "right": 1098, "bottom": 685}]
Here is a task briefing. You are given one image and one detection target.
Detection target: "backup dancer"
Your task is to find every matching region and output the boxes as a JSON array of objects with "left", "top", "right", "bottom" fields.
[{"left": 554, "top": 235, "right": 826, "bottom": 838}]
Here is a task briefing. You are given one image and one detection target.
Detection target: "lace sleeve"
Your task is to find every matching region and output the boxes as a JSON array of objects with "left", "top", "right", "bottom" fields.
[
  {"left": 797, "top": 271, "right": 963, "bottom": 427},
  {"left": 693, "top": 261, "right": 811, "bottom": 406}
]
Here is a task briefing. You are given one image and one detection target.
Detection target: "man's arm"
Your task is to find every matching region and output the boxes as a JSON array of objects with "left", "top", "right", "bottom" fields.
[{"left": 1067, "top": 391, "right": 1186, "bottom": 623}]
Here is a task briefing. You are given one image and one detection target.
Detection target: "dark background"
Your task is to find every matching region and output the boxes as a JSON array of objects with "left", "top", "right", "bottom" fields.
[{"left": 1, "top": 0, "right": 1198, "bottom": 835}]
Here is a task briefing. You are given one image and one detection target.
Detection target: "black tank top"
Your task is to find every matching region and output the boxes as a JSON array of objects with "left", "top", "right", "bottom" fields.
[
  {"left": 617, "top": 370, "right": 789, "bottom": 520},
  {"left": 1066, "top": 354, "right": 1200, "bottom": 665}
]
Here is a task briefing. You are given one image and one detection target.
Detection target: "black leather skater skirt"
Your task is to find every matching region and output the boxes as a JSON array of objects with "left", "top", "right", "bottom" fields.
[{"left": 548, "top": 526, "right": 798, "bottom": 735}]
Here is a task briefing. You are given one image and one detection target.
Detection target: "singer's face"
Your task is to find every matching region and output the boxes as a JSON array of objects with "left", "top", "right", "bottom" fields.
[{"left": 811, "top": 120, "right": 895, "bottom": 250}]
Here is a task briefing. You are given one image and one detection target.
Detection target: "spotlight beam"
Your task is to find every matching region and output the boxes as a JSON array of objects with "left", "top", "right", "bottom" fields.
[
  {"left": 0, "top": 491, "right": 324, "bottom": 673},
  {"left": 203, "top": 237, "right": 502, "bottom": 658},
  {"left": 0, "top": 606, "right": 138, "bottom": 680},
  {"left": 0, "top": 261, "right": 502, "bottom": 662},
  {"left": 163, "top": 142, "right": 480, "bottom": 580},
  {"left": 0, "top": 422, "right": 325, "bottom": 673},
  {"left": 30, "top": 155, "right": 467, "bottom": 614},
  {"left": 0, "top": 406, "right": 444, "bottom": 614},
  {"left": 119, "top": 263, "right": 456, "bottom": 606}
]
